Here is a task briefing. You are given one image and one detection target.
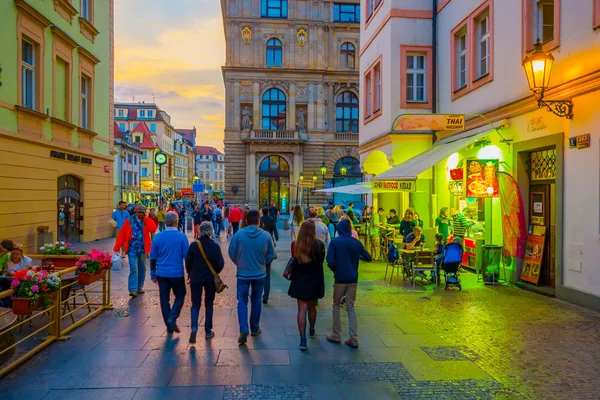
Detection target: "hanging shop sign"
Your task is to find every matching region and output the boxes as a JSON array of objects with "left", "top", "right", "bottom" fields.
[
  {"left": 465, "top": 159, "right": 499, "bottom": 198},
  {"left": 299, "top": 181, "right": 315, "bottom": 188},
  {"left": 141, "top": 182, "right": 154, "bottom": 192},
  {"left": 448, "top": 180, "right": 464, "bottom": 196},
  {"left": 372, "top": 180, "right": 416, "bottom": 192},
  {"left": 392, "top": 114, "right": 465, "bottom": 132},
  {"left": 50, "top": 150, "right": 92, "bottom": 165},
  {"left": 282, "top": 183, "right": 296, "bottom": 188},
  {"left": 181, "top": 188, "right": 194, "bottom": 195},
  {"left": 521, "top": 226, "right": 546, "bottom": 285}
]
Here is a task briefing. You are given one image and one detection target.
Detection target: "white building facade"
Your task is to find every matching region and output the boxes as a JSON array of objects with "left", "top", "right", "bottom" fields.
[{"left": 359, "top": 0, "right": 600, "bottom": 309}]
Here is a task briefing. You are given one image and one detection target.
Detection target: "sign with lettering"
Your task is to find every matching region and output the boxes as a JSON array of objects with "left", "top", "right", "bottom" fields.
[
  {"left": 527, "top": 116, "right": 546, "bottom": 132},
  {"left": 299, "top": 181, "right": 315, "bottom": 188},
  {"left": 282, "top": 183, "right": 296, "bottom": 188},
  {"left": 576, "top": 133, "right": 591, "bottom": 149},
  {"left": 392, "top": 114, "right": 465, "bottom": 131},
  {"left": 372, "top": 180, "right": 416, "bottom": 192},
  {"left": 50, "top": 150, "right": 92, "bottom": 165},
  {"left": 181, "top": 188, "right": 193, "bottom": 195}
]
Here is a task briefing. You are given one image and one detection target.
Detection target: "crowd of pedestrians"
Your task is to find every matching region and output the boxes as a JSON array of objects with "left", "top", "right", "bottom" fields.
[{"left": 112, "top": 200, "right": 373, "bottom": 351}]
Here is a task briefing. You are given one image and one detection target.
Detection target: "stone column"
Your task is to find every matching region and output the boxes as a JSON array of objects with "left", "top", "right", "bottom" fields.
[
  {"left": 316, "top": 83, "right": 324, "bottom": 131},
  {"left": 225, "top": 80, "right": 233, "bottom": 128},
  {"left": 253, "top": 81, "right": 260, "bottom": 130},
  {"left": 328, "top": 83, "right": 335, "bottom": 132},
  {"left": 293, "top": 151, "right": 301, "bottom": 205},
  {"left": 288, "top": 82, "right": 296, "bottom": 130},
  {"left": 233, "top": 80, "right": 241, "bottom": 130},
  {"left": 248, "top": 151, "right": 257, "bottom": 205},
  {"left": 308, "top": 83, "right": 316, "bottom": 130}
]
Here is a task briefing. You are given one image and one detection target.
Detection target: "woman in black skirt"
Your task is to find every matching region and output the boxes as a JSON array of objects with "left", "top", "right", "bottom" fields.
[{"left": 288, "top": 220, "right": 325, "bottom": 351}]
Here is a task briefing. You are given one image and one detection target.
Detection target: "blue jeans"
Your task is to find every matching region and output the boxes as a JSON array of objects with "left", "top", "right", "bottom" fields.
[
  {"left": 237, "top": 278, "right": 265, "bottom": 335},
  {"left": 128, "top": 252, "right": 147, "bottom": 293},
  {"left": 263, "top": 263, "right": 271, "bottom": 302},
  {"left": 157, "top": 276, "right": 186, "bottom": 326},
  {"left": 215, "top": 220, "right": 221, "bottom": 236},
  {"left": 191, "top": 281, "right": 216, "bottom": 334}
]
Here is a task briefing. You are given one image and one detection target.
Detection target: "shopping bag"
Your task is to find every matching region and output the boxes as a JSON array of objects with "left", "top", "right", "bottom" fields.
[{"left": 111, "top": 254, "right": 123, "bottom": 271}]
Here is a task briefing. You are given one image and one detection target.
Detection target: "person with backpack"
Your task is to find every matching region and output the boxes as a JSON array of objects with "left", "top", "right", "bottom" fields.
[
  {"left": 214, "top": 205, "right": 223, "bottom": 237},
  {"left": 260, "top": 207, "right": 279, "bottom": 304}
]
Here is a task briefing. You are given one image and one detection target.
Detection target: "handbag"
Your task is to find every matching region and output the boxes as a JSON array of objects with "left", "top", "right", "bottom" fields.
[
  {"left": 282, "top": 257, "right": 294, "bottom": 281},
  {"left": 196, "top": 240, "right": 228, "bottom": 293}
]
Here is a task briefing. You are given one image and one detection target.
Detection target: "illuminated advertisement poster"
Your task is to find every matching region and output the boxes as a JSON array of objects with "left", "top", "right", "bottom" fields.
[
  {"left": 521, "top": 234, "right": 546, "bottom": 285},
  {"left": 392, "top": 114, "right": 465, "bottom": 131},
  {"left": 465, "top": 159, "right": 499, "bottom": 198}
]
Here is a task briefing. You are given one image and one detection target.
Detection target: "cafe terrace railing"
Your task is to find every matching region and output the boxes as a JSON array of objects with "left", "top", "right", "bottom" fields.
[{"left": 0, "top": 266, "right": 112, "bottom": 378}]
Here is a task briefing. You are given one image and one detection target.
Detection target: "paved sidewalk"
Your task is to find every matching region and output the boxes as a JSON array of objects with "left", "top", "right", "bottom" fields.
[{"left": 2, "top": 228, "right": 600, "bottom": 399}]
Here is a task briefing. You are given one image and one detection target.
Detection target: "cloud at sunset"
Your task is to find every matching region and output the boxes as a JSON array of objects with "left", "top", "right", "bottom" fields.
[{"left": 114, "top": 0, "right": 225, "bottom": 151}]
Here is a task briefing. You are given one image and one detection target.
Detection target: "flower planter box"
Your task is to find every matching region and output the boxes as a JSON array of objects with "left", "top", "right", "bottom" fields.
[
  {"left": 78, "top": 270, "right": 106, "bottom": 286},
  {"left": 12, "top": 297, "right": 43, "bottom": 315},
  {"left": 40, "top": 255, "right": 82, "bottom": 270}
]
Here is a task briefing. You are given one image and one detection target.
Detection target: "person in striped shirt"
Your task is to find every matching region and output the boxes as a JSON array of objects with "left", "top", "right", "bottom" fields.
[{"left": 451, "top": 208, "right": 474, "bottom": 240}]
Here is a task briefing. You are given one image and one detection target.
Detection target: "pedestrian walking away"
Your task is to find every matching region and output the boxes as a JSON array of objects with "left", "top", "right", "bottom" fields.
[
  {"left": 150, "top": 211, "right": 189, "bottom": 334},
  {"left": 307, "top": 207, "right": 331, "bottom": 248},
  {"left": 157, "top": 205, "right": 166, "bottom": 232},
  {"left": 326, "top": 219, "right": 372, "bottom": 348},
  {"left": 114, "top": 205, "right": 157, "bottom": 297},
  {"left": 177, "top": 205, "right": 186, "bottom": 232},
  {"left": 228, "top": 204, "right": 242, "bottom": 235},
  {"left": 260, "top": 207, "right": 279, "bottom": 304},
  {"left": 288, "top": 220, "right": 325, "bottom": 351},
  {"left": 228, "top": 210, "right": 276, "bottom": 345},
  {"left": 186, "top": 221, "right": 225, "bottom": 343}
]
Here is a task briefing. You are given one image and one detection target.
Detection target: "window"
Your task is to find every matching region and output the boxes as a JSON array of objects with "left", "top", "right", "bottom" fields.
[
  {"left": 133, "top": 123, "right": 137, "bottom": 128},
  {"left": 135, "top": 136, "right": 141, "bottom": 143},
  {"left": 127, "top": 153, "right": 132, "bottom": 163},
  {"left": 80, "top": 75, "right": 90, "bottom": 129},
  {"left": 261, "top": 0, "right": 288, "bottom": 18},
  {"left": 140, "top": 110, "right": 146, "bottom": 117},
  {"left": 148, "top": 110, "right": 153, "bottom": 117},
  {"left": 150, "top": 123, "right": 156, "bottom": 133},
  {"left": 334, "top": 4, "right": 361, "bottom": 23},
  {"left": 266, "top": 38, "right": 283, "bottom": 67},
  {"left": 118, "top": 109, "right": 124, "bottom": 117},
  {"left": 21, "top": 40, "right": 35, "bottom": 110},
  {"left": 535, "top": 0, "right": 554, "bottom": 43},
  {"left": 340, "top": 43, "right": 355, "bottom": 70},
  {"left": 366, "top": 0, "right": 382, "bottom": 21},
  {"left": 374, "top": 64, "right": 381, "bottom": 111},
  {"left": 134, "top": 155, "right": 137, "bottom": 165},
  {"left": 119, "top": 123, "right": 125, "bottom": 131},
  {"left": 477, "top": 14, "right": 490, "bottom": 78},
  {"left": 262, "top": 88, "right": 286, "bottom": 130},
  {"left": 142, "top": 151, "right": 147, "bottom": 159},
  {"left": 336, "top": 92, "right": 359, "bottom": 133},
  {"left": 406, "top": 54, "right": 426, "bottom": 102},
  {"left": 81, "top": 0, "right": 90, "bottom": 20},
  {"left": 457, "top": 32, "right": 468, "bottom": 89},
  {"left": 364, "top": 57, "right": 382, "bottom": 121}
]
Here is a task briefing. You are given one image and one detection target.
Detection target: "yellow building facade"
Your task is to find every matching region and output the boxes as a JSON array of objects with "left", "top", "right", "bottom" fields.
[{"left": 0, "top": 0, "right": 114, "bottom": 251}]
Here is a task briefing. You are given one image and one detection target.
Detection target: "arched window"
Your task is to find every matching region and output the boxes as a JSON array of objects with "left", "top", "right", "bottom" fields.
[
  {"left": 340, "top": 42, "right": 355, "bottom": 70},
  {"left": 266, "top": 38, "right": 283, "bottom": 67},
  {"left": 336, "top": 91, "right": 359, "bottom": 133},
  {"left": 262, "top": 88, "right": 286, "bottom": 130}
]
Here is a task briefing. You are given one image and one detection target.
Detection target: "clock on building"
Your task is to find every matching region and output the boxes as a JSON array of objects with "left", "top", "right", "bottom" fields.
[{"left": 155, "top": 152, "right": 167, "bottom": 165}]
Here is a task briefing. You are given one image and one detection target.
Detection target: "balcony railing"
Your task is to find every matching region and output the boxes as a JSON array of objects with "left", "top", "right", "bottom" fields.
[
  {"left": 249, "top": 130, "right": 302, "bottom": 140},
  {"left": 334, "top": 133, "right": 359, "bottom": 142}
]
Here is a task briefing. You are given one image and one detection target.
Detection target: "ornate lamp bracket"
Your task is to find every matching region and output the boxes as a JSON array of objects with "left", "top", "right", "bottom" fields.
[{"left": 537, "top": 99, "right": 574, "bottom": 120}]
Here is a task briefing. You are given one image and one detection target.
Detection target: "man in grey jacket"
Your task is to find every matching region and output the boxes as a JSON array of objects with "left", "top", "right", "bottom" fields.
[{"left": 228, "top": 210, "right": 276, "bottom": 345}]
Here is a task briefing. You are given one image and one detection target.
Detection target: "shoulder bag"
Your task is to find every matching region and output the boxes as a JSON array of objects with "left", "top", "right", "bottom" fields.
[{"left": 196, "top": 240, "right": 228, "bottom": 293}]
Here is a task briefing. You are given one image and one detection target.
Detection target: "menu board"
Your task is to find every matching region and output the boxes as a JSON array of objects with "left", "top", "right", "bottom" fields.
[
  {"left": 521, "top": 231, "right": 546, "bottom": 285},
  {"left": 465, "top": 159, "right": 499, "bottom": 198}
]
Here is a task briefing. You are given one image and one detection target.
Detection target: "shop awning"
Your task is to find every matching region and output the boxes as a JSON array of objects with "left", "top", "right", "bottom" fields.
[
  {"left": 315, "top": 183, "right": 372, "bottom": 195},
  {"left": 373, "top": 126, "right": 493, "bottom": 181}
]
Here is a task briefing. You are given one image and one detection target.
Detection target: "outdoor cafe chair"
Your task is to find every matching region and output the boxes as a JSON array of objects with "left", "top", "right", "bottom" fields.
[{"left": 412, "top": 250, "right": 438, "bottom": 287}]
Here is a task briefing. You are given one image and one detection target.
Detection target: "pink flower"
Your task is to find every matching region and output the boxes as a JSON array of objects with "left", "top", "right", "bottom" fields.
[
  {"left": 36, "top": 277, "right": 42, "bottom": 283},
  {"left": 31, "top": 285, "right": 39, "bottom": 293},
  {"left": 11, "top": 279, "right": 20, "bottom": 287},
  {"left": 66, "top": 242, "right": 71, "bottom": 246}
]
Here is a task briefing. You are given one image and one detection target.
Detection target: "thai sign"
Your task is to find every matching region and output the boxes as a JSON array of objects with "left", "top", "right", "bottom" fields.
[
  {"left": 392, "top": 114, "right": 465, "bottom": 131},
  {"left": 465, "top": 159, "right": 499, "bottom": 198},
  {"left": 372, "top": 180, "right": 416, "bottom": 192}
]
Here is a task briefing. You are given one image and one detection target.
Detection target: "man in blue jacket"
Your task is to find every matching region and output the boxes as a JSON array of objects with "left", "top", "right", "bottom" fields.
[
  {"left": 228, "top": 210, "right": 276, "bottom": 345},
  {"left": 150, "top": 211, "right": 190, "bottom": 334},
  {"left": 326, "top": 219, "right": 372, "bottom": 348}
]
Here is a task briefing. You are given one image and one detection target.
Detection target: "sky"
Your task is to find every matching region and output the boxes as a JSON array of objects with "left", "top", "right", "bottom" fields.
[{"left": 114, "top": 0, "right": 225, "bottom": 151}]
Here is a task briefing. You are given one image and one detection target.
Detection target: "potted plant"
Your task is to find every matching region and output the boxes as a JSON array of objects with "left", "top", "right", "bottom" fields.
[
  {"left": 10, "top": 269, "right": 61, "bottom": 315},
  {"left": 39, "top": 242, "right": 86, "bottom": 269},
  {"left": 76, "top": 249, "right": 112, "bottom": 286}
]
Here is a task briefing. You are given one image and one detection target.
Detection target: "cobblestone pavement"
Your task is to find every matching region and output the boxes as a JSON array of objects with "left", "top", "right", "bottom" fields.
[{"left": 2, "top": 227, "right": 600, "bottom": 399}]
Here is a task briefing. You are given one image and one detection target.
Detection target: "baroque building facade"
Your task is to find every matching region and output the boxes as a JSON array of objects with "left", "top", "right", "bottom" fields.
[{"left": 221, "top": 0, "right": 362, "bottom": 213}]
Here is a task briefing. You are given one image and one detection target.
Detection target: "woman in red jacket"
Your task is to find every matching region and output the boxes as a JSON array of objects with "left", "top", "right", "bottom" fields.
[{"left": 114, "top": 205, "right": 157, "bottom": 297}]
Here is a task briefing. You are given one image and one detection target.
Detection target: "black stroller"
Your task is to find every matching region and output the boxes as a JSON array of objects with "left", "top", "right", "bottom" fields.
[{"left": 442, "top": 241, "right": 463, "bottom": 290}]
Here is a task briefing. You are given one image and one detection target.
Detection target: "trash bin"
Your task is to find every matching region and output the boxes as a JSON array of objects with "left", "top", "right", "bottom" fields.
[
  {"left": 283, "top": 218, "right": 290, "bottom": 231},
  {"left": 482, "top": 245, "right": 502, "bottom": 283}
]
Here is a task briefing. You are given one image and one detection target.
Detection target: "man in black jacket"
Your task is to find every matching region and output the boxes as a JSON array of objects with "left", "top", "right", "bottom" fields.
[
  {"left": 185, "top": 221, "right": 225, "bottom": 343},
  {"left": 260, "top": 207, "right": 278, "bottom": 304},
  {"left": 326, "top": 219, "right": 372, "bottom": 348},
  {"left": 201, "top": 203, "right": 213, "bottom": 222}
]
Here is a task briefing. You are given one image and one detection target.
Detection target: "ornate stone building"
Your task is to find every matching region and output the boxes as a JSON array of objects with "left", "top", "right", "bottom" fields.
[{"left": 221, "top": 0, "right": 361, "bottom": 213}]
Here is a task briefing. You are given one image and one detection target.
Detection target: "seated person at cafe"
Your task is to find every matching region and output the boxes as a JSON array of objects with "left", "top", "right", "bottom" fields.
[
  {"left": 0, "top": 239, "right": 15, "bottom": 272},
  {"left": 404, "top": 226, "right": 426, "bottom": 250},
  {"left": 386, "top": 209, "right": 401, "bottom": 226},
  {"left": 4, "top": 246, "right": 32, "bottom": 275}
]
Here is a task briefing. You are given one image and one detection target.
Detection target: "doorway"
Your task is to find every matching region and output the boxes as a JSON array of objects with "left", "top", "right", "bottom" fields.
[
  {"left": 57, "top": 175, "right": 82, "bottom": 243},
  {"left": 259, "top": 155, "right": 290, "bottom": 213}
]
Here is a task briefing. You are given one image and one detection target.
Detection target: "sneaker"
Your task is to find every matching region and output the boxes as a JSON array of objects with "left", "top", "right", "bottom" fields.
[
  {"left": 309, "top": 328, "right": 316, "bottom": 338},
  {"left": 345, "top": 339, "right": 359, "bottom": 348},
  {"left": 167, "top": 320, "right": 180, "bottom": 333},
  {"left": 262, "top": 299, "right": 268, "bottom": 305},
  {"left": 137, "top": 289, "right": 145, "bottom": 294},
  {"left": 129, "top": 291, "right": 138, "bottom": 297},
  {"left": 251, "top": 328, "right": 262, "bottom": 337},
  {"left": 299, "top": 337, "right": 307, "bottom": 351},
  {"left": 238, "top": 333, "right": 248, "bottom": 345},
  {"left": 205, "top": 331, "right": 215, "bottom": 339},
  {"left": 326, "top": 334, "right": 341, "bottom": 344},
  {"left": 189, "top": 331, "right": 197, "bottom": 344}
]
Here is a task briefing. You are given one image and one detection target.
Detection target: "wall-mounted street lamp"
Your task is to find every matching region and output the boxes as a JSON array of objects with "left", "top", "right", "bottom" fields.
[
  {"left": 340, "top": 165, "right": 348, "bottom": 177},
  {"left": 522, "top": 40, "right": 573, "bottom": 119},
  {"left": 312, "top": 172, "right": 318, "bottom": 183},
  {"left": 320, "top": 162, "right": 327, "bottom": 181}
]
